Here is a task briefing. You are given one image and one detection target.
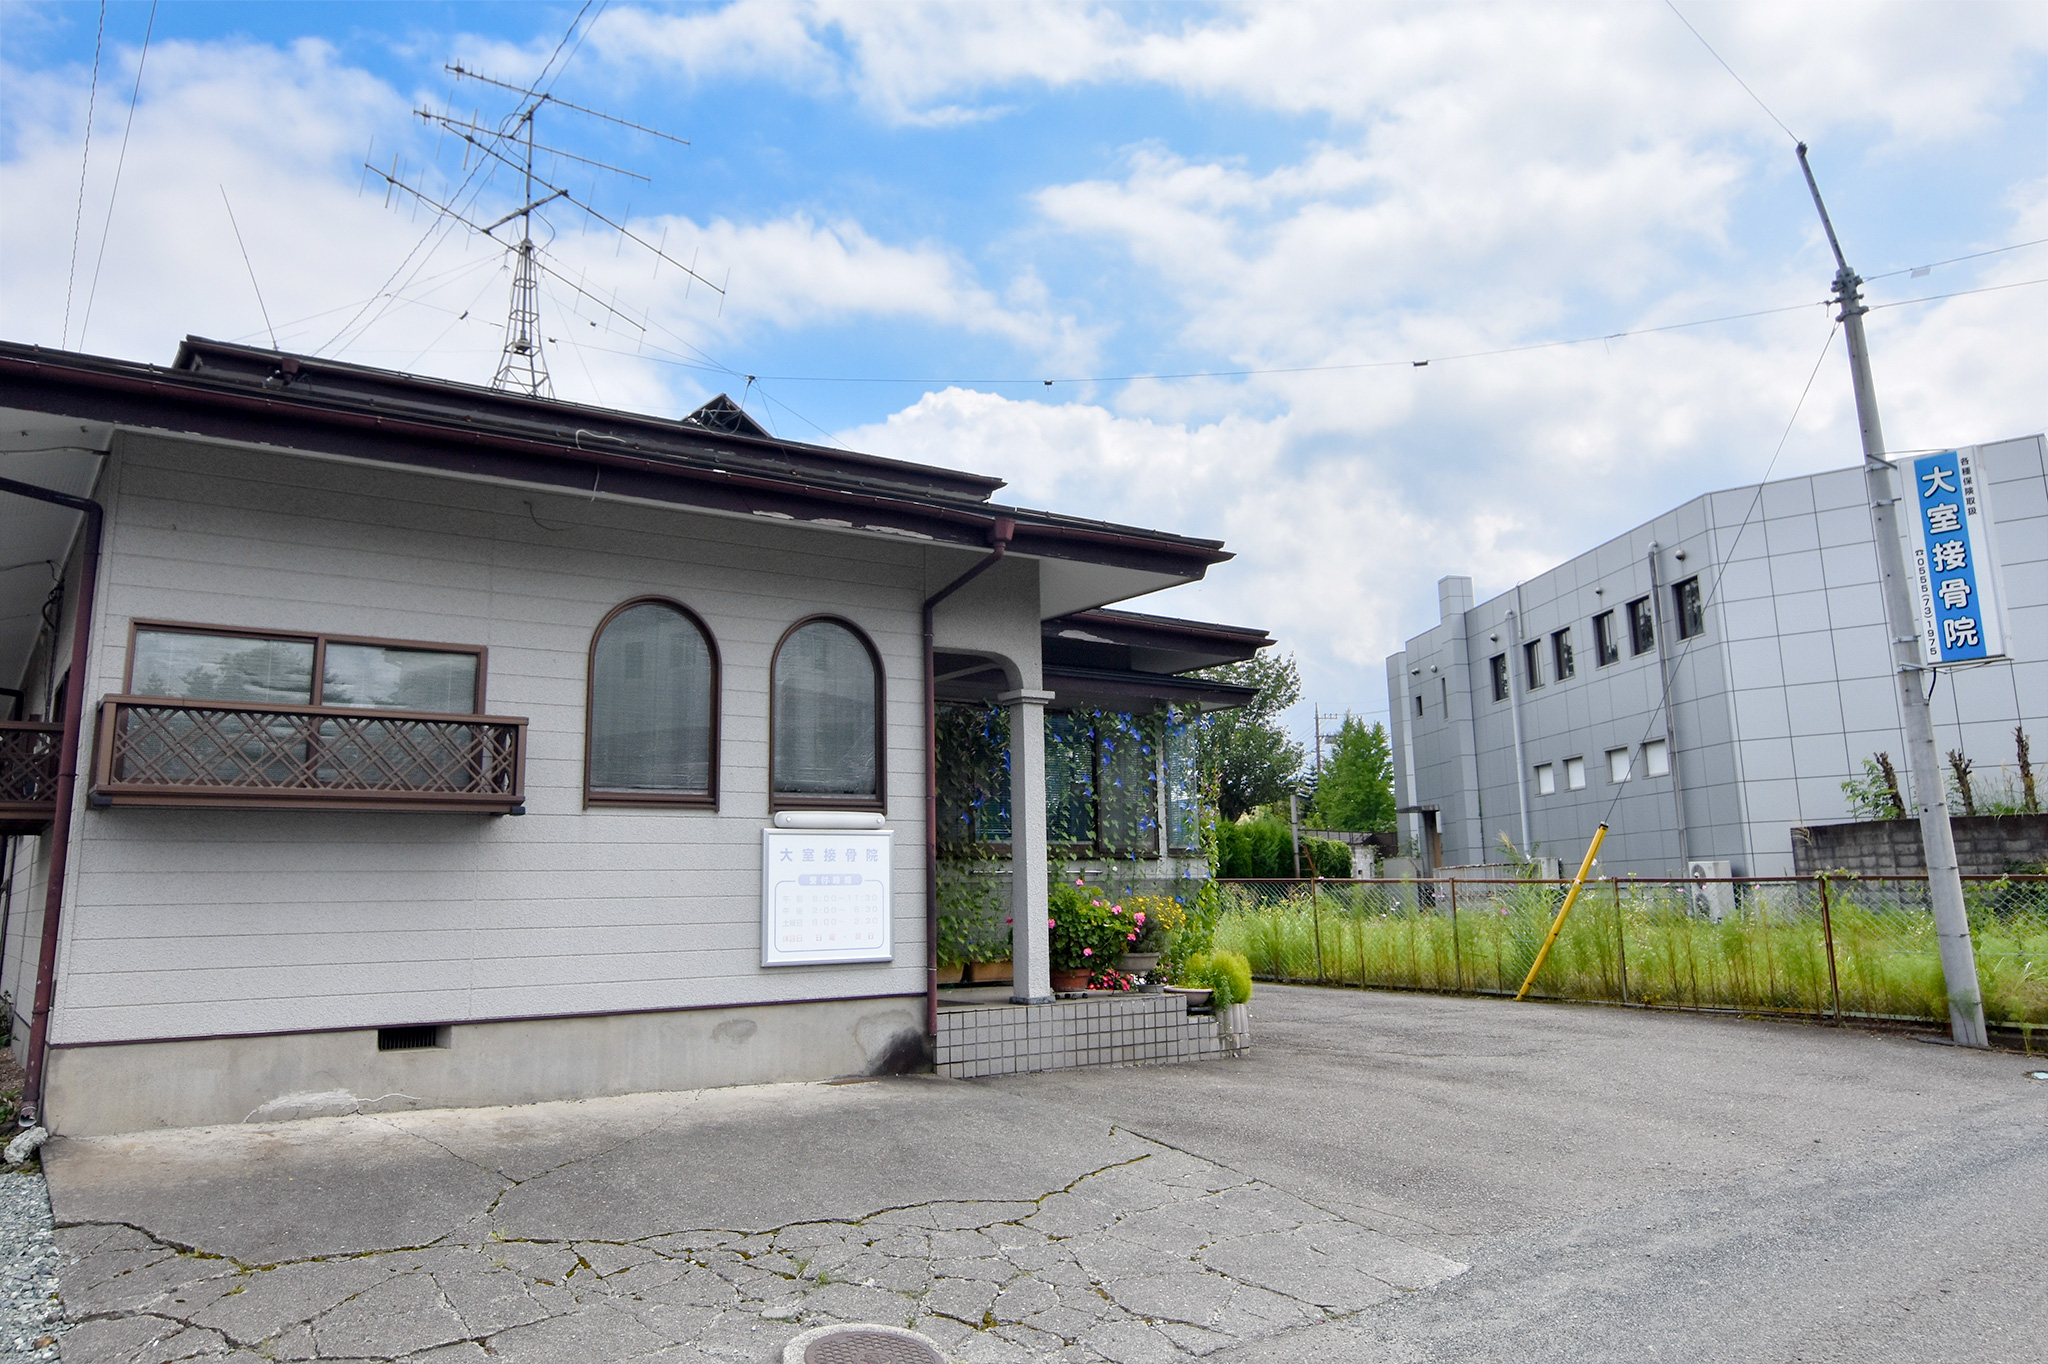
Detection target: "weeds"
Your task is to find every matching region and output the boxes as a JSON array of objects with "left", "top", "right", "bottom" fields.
[{"left": 1211, "top": 876, "right": 2048, "bottom": 1027}]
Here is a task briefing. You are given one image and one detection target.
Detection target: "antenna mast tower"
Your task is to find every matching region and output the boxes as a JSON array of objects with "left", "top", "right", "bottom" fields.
[
  {"left": 363, "top": 50, "right": 722, "bottom": 395},
  {"left": 494, "top": 106, "right": 552, "bottom": 396}
]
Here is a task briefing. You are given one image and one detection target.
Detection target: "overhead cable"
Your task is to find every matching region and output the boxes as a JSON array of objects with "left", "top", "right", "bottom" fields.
[
  {"left": 77, "top": 0, "right": 155, "bottom": 351},
  {"left": 61, "top": 2, "right": 107, "bottom": 350}
]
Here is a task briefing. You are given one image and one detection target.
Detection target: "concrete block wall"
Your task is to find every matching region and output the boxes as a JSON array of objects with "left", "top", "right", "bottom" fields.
[{"left": 1791, "top": 814, "right": 2048, "bottom": 877}]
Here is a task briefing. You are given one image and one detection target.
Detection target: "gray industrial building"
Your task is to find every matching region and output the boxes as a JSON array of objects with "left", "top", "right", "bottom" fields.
[{"left": 1385, "top": 434, "right": 2047, "bottom": 879}]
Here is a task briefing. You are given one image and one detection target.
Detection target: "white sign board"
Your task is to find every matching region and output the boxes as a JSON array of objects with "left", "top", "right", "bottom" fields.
[
  {"left": 761, "top": 828, "right": 894, "bottom": 966},
  {"left": 1896, "top": 446, "right": 2008, "bottom": 667}
]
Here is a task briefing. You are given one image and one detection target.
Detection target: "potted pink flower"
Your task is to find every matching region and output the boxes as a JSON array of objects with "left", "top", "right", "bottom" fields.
[{"left": 1047, "top": 881, "right": 1130, "bottom": 992}]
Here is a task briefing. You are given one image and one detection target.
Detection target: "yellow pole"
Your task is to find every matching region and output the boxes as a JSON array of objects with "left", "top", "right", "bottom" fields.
[{"left": 1515, "top": 823, "right": 1609, "bottom": 1002}]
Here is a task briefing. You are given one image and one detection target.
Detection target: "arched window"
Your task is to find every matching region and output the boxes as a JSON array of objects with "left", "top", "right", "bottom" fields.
[
  {"left": 585, "top": 598, "right": 719, "bottom": 806},
  {"left": 771, "top": 617, "right": 883, "bottom": 808}
]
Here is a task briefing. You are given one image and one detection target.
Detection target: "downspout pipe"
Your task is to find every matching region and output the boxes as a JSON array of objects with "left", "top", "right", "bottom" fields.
[
  {"left": 1506, "top": 595, "right": 1532, "bottom": 857},
  {"left": 1645, "top": 542, "right": 1691, "bottom": 869},
  {"left": 921, "top": 517, "right": 1015, "bottom": 1048},
  {"left": 0, "top": 474, "right": 104, "bottom": 1128}
]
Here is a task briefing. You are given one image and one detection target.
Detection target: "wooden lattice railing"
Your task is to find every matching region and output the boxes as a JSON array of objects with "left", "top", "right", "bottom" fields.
[
  {"left": 0, "top": 720, "right": 63, "bottom": 832},
  {"left": 91, "top": 696, "right": 527, "bottom": 812}
]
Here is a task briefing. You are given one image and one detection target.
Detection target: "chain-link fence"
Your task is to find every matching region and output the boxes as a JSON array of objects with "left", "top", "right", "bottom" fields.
[{"left": 1212, "top": 874, "right": 2048, "bottom": 1043}]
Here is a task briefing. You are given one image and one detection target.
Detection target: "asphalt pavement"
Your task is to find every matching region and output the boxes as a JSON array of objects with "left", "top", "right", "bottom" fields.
[{"left": 40, "top": 987, "right": 2048, "bottom": 1363}]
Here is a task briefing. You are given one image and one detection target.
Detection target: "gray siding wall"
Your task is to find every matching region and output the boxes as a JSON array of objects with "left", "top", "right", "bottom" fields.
[
  {"left": 1390, "top": 436, "right": 2048, "bottom": 878},
  {"left": 48, "top": 432, "right": 960, "bottom": 1046}
]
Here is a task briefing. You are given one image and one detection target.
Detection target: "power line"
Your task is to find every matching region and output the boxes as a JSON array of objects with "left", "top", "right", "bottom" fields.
[
  {"left": 1598, "top": 318, "right": 1841, "bottom": 835},
  {"left": 1867, "top": 275, "right": 2048, "bottom": 311},
  {"left": 60, "top": 2, "right": 107, "bottom": 350},
  {"left": 1663, "top": 0, "right": 1800, "bottom": 144},
  {"left": 77, "top": 0, "right": 156, "bottom": 351},
  {"left": 675, "top": 238, "right": 2046, "bottom": 390},
  {"left": 219, "top": 186, "right": 278, "bottom": 351},
  {"left": 1865, "top": 236, "right": 2048, "bottom": 282}
]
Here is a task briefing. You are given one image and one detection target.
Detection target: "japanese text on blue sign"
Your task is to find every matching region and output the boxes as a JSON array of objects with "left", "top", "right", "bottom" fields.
[{"left": 1903, "top": 449, "right": 2004, "bottom": 666}]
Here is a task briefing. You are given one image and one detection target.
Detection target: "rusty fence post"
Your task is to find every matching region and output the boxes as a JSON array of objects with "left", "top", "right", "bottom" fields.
[
  {"left": 1613, "top": 877, "right": 1629, "bottom": 1005},
  {"left": 1311, "top": 878, "right": 1327, "bottom": 983},
  {"left": 1448, "top": 878, "right": 1463, "bottom": 993},
  {"left": 1817, "top": 873, "right": 1843, "bottom": 1022}
]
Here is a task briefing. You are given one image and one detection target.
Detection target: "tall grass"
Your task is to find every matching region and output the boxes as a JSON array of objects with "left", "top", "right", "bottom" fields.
[{"left": 1211, "top": 878, "right": 2048, "bottom": 1028}]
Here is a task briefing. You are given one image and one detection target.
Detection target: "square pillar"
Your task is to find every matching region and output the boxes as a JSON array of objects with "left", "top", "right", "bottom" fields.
[{"left": 1000, "top": 688, "right": 1056, "bottom": 1004}]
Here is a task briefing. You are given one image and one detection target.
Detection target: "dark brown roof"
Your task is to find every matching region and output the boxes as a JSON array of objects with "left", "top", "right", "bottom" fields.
[{"left": 0, "top": 337, "right": 1232, "bottom": 581}]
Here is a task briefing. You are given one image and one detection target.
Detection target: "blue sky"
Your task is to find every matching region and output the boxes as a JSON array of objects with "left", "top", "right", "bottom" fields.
[{"left": 4, "top": 2, "right": 2046, "bottom": 744}]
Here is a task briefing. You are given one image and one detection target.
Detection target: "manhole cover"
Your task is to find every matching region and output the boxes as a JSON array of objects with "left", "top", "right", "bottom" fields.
[{"left": 787, "top": 1323, "right": 945, "bottom": 1364}]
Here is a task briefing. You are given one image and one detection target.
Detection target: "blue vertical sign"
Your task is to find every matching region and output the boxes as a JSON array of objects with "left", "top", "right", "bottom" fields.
[{"left": 1900, "top": 447, "right": 2006, "bottom": 667}]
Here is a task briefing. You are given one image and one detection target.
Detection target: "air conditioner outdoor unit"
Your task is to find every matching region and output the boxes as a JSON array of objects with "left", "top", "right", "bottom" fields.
[{"left": 1687, "top": 860, "right": 1735, "bottom": 922}]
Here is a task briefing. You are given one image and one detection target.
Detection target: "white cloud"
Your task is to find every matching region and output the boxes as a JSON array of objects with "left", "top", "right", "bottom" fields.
[
  {"left": 0, "top": 30, "right": 1085, "bottom": 413},
  {"left": 592, "top": 1, "right": 2048, "bottom": 140},
  {"left": 4, "top": 3, "right": 2042, "bottom": 735}
]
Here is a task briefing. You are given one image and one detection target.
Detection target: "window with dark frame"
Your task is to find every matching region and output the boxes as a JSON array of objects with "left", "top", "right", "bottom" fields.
[
  {"left": 1592, "top": 610, "right": 1619, "bottom": 665},
  {"left": 585, "top": 598, "right": 719, "bottom": 806},
  {"left": 1521, "top": 639, "right": 1544, "bottom": 689},
  {"left": 109, "top": 623, "right": 512, "bottom": 809},
  {"left": 1552, "top": 627, "right": 1575, "bottom": 680},
  {"left": 1627, "top": 596, "right": 1656, "bottom": 655},
  {"left": 1673, "top": 576, "right": 1705, "bottom": 640},
  {"left": 1413, "top": 693, "right": 1424, "bottom": 718},
  {"left": 771, "top": 617, "right": 883, "bottom": 808},
  {"left": 128, "top": 624, "right": 483, "bottom": 712},
  {"left": 1489, "top": 653, "right": 1509, "bottom": 702}
]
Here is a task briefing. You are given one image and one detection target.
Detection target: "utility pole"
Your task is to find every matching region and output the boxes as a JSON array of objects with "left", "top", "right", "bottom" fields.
[{"left": 1797, "top": 144, "right": 1987, "bottom": 1048}]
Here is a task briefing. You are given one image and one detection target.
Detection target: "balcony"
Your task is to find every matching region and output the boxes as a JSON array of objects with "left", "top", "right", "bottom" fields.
[
  {"left": 1, "top": 721, "right": 63, "bottom": 834},
  {"left": 90, "top": 696, "right": 527, "bottom": 813}
]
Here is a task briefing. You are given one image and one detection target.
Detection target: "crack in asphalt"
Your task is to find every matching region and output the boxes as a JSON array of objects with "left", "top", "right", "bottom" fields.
[{"left": 51, "top": 1136, "right": 1465, "bottom": 1362}]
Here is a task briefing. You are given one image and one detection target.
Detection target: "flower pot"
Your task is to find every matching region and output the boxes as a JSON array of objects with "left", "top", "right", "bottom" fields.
[
  {"left": 966, "top": 958, "right": 1012, "bottom": 985},
  {"left": 1122, "top": 952, "right": 1161, "bottom": 976},
  {"left": 1050, "top": 968, "right": 1093, "bottom": 993},
  {"left": 1164, "top": 984, "right": 1214, "bottom": 1011},
  {"left": 936, "top": 961, "right": 966, "bottom": 986}
]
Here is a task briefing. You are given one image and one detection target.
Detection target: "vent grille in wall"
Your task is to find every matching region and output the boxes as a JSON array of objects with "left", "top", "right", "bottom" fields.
[{"left": 377, "top": 1025, "right": 444, "bottom": 1051}]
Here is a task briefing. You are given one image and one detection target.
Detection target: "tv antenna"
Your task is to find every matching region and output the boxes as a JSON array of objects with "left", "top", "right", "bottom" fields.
[{"left": 365, "top": 56, "right": 723, "bottom": 397}]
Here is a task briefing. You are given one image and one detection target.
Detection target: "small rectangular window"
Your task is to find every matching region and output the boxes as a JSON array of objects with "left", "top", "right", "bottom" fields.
[
  {"left": 1439, "top": 677, "right": 1449, "bottom": 713},
  {"left": 1565, "top": 756, "right": 1586, "bottom": 790},
  {"left": 1592, "top": 611, "right": 1619, "bottom": 666},
  {"left": 130, "top": 629, "right": 314, "bottom": 705},
  {"left": 129, "top": 625, "right": 483, "bottom": 713},
  {"left": 1608, "top": 746, "right": 1633, "bottom": 783},
  {"left": 1552, "top": 628, "right": 1575, "bottom": 680},
  {"left": 1535, "top": 763, "right": 1556, "bottom": 796},
  {"left": 1413, "top": 693, "right": 1424, "bottom": 718},
  {"left": 1628, "top": 597, "right": 1656, "bottom": 655},
  {"left": 1522, "top": 640, "right": 1544, "bottom": 690},
  {"left": 1490, "top": 653, "right": 1509, "bottom": 702},
  {"left": 324, "top": 643, "right": 479, "bottom": 713},
  {"left": 1673, "top": 576, "right": 1705, "bottom": 640},
  {"left": 1644, "top": 738, "right": 1670, "bottom": 777}
]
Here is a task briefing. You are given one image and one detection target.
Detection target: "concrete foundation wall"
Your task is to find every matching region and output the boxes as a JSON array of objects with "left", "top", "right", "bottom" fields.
[
  {"left": 1791, "top": 814, "right": 2048, "bottom": 877},
  {"left": 43, "top": 993, "right": 926, "bottom": 1136}
]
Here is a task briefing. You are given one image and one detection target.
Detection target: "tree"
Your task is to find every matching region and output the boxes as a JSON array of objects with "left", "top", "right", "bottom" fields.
[
  {"left": 1193, "top": 652, "right": 1306, "bottom": 821},
  {"left": 1311, "top": 715, "right": 1396, "bottom": 832}
]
